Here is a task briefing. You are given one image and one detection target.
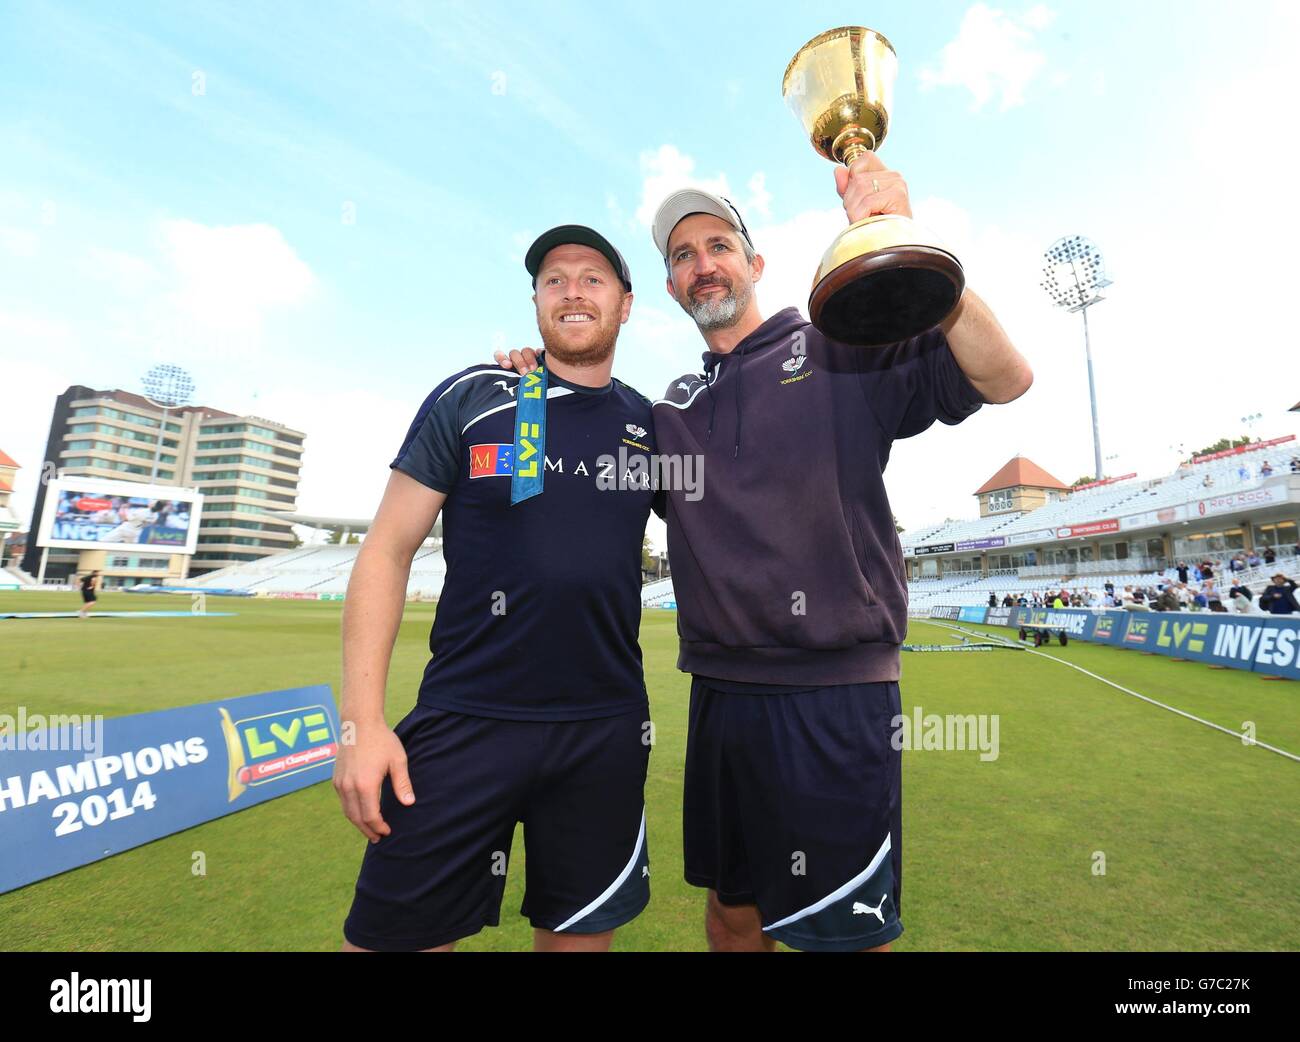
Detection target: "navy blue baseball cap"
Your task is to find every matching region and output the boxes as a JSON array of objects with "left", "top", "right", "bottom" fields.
[{"left": 525, "top": 225, "right": 632, "bottom": 292}]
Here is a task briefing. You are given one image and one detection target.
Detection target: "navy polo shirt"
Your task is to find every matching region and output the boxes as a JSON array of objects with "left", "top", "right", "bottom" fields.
[{"left": 391, "top": 359, "right": 658, "bottom": 720}]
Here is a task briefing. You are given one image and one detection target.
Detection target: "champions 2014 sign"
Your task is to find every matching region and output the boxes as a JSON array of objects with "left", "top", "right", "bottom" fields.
[
  {"left": 0, "top": 685, "right": 338, "bottom": 894},
  {"left": 932, "top": 605, "right": 1300, "bottom": 681}
]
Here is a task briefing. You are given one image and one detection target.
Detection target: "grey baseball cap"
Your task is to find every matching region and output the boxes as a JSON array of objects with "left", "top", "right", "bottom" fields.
[
  {"left": 525, "top": 224, "right": 632, "bottom": 291},
  {"left": 651, "top": 188, "right": 754, "bottom": 258}
]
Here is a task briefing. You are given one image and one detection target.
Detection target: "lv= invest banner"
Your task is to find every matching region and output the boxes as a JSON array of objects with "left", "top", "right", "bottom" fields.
[
  {"left": 996, "top": 608, "right": 1300, "bottom": 680},
  {"left": 0, "top": 685, "right": 339, "bottom": 894}
]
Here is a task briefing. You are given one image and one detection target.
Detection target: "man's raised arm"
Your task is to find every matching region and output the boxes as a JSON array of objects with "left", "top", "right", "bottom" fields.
[{"left": 938, "top": 287, "right": 1033, "bottom": 405}]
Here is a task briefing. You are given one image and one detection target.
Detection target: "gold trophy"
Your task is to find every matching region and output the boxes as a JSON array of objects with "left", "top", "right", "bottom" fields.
[{"left": 783, "top": 27, "right": 964, "bottom": 346}]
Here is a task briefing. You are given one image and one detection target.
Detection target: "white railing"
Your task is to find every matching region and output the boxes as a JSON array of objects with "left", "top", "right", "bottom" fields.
[{"left": 1011, "top": 557, "right": 1168, "bottom": 580}]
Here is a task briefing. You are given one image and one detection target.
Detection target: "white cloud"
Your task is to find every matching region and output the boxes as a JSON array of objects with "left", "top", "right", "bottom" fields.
[
  {"left": 158, "top": 220, "right": 315, "bottom": 341},
  {"left": 745, "top": 172, "right": 772, "bottom": 222},
  {"left": 746, "top": 205, "right": 846, "bottom": 318},
  {"left": 920, "top": 3, "right": 1055, "bottom": 111},
  {"left": 81, "top": 245, "right": 160, "bottom": 295},
  {"left": 0, "top": 227, "right": 41, "bottom": 258},
  {"left": 0, "top": 308, "right": 75, "bottom": 344},
  {"left": 633, "top": 145, "right": 734, "bottom": 228},
  {"left": 619, "top": 301, "right": 690, "bottom": 370},
  {"left": 230, "top": 383, "right": 412, "bottom": 518},
  {"left": 633, "top": 145, "right": 774, "bottom": 234}
]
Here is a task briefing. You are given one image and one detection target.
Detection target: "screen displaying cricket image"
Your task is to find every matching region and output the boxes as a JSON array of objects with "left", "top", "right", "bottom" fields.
[{"left": 35, "top": 477, "right": 205, "bottom": 555}]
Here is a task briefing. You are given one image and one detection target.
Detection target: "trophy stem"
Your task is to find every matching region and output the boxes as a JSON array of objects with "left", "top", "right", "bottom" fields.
[
  {"left": 832, "top": 125, "right": 876, "bottom": 166},
  {"left": 842, "top": 142, "right": 870, "bottom": 167}
]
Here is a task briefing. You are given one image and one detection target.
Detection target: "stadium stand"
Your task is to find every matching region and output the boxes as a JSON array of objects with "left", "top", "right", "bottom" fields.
[
  {"left": 642, "top": 444, "right": 1300, "bottom": 615},
  {"left": 640, "top": 576, "right": 676, "bottom": 607},
  {"left": 0, "top": 566, "right": 36, "bottom": 588},
  {"left": 173, "top": 543, "right": 446, "bottom": 599}
]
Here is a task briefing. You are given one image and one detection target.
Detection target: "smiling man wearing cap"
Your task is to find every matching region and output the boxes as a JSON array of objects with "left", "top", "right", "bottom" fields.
[
  {"left": 336, "top": 225, "right": 662, "bottom": 951},
  {"left": 647, "top": 162, "right": 1031, "bottom": 953}
]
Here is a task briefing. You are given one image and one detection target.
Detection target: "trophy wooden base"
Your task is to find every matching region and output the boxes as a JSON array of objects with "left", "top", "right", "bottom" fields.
[{"left": 808, "top": 216, "right": 964, "bottom": 346}]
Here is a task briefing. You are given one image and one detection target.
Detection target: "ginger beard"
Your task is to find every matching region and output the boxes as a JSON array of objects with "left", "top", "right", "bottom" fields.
[{"left": 536, "top": 296, "right": 624, "bottom": 367}]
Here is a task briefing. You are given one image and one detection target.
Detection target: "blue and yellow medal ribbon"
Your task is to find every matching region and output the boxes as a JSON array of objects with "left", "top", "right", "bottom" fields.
[{"left": 510, "top": 364, "right": 547, "bottom": 505}]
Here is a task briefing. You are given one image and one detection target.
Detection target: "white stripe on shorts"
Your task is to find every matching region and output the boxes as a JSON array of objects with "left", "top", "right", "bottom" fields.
[
  {"left": 552, "top": 809, "right": 647, "bottom": 932},
  {"left": 762, "top": 831, "right": 892, "bottom": 932}
]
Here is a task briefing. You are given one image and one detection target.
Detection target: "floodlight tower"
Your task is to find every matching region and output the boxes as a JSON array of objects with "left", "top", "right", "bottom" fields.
[
  {"left": 140, "top": 364, "right": 195, "bottom": 482},
  {"left": 1042, "top": 235, "right": 1112, "bottom": 481}
]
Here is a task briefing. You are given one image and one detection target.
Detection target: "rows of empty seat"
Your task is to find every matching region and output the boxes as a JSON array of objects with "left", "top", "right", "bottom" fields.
[{"left": 173, "top": 542, "right": 446, "bottom": 599}]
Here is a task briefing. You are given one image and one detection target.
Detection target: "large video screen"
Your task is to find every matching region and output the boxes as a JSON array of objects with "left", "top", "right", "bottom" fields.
[{"left": 36, "top": 477, "right": 204, "bottom": 555}]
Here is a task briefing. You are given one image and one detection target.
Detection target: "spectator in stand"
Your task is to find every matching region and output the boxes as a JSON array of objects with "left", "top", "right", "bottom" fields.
[
  {"left": 1190, "top": 586, "right": 1209, "bottom": 611},
  {"left": 1229, "top": 581, "right": 1253, "bottom": 614},
  {"left": 1156, "top": 584, "right": 1180, "bottom": 612},
  {"left": 1103, "top": 589, "right": 1117, "bottom": 608},
  {"left": 1289, "top": 455, "right": 1300, "bottom": 474},
  {"left": 1260, "top": 460, "right": 1274, "bottom": 477},
  {"left": 1177, "top": 583, "right": 1194, "bottom": 609},
  {"left": 1202, "top": 473, "right": 1215, "bottom": 488},
  {"left": 1175, "top": 561, "right": 1189, "bottom": 583},
  {"left": 988, "top": 592, "right": 998, "bottom": 608},
  {"left": 1002, "top": 594, "right": 1014, "bottom": 608},
  {"left": 1263, "top": 545, "right": 1277, "bottom": 565},
  {"left": 1200, "top": 559, "right": 1215, "bottom": 581},
  {"left": 1052, "top": 592, "right": 1065, "bottom": 609},
  {"left": 1017, "top": 593, "right": 1028, "bottom": 607},
  {"left": 1259, "top": 573, "right": 1300, "bottom": 615},
  {"left": 1236, "top": 462, "right": 1251, "bottom": 482},
  {"left": 1247, "top": 550, "right": 1262, "bottom": 569},
  {"left": 1204, "top": 581, "right": 1226, "bottom": 612},
  {"left": 1228, "top": 553, "right": 1246, "bottom": 574}
]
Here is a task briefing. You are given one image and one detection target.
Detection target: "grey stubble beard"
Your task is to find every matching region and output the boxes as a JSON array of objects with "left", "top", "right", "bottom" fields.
[{"left": 685, "top": 281, "right": 752, "bottom": 332}]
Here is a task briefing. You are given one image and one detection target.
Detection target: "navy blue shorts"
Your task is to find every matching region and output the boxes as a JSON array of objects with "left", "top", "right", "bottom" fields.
[
  {"left": 683, "top": 677, "right": 903, "bottom": 952},
  {"left": 343, "top": 703, "right": 651, "bottom": 951}
]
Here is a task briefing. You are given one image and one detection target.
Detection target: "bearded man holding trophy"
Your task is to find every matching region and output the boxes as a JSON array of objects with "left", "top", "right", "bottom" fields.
[{"left": 499, "top": 26, "right": 1033, "bottom": 952}]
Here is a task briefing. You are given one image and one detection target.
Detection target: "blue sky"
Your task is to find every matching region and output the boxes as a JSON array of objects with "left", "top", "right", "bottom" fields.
[{"left": 3, "top": 0, "right": 1298, "bottom": 546}]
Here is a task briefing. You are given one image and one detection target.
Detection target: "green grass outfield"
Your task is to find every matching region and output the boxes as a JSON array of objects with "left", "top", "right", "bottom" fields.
[{"left": 1, "top": 592, "right": 1297, "bottom": 951}]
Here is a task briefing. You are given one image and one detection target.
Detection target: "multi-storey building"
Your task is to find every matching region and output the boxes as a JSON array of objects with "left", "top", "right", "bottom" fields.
[{"left": 22, "top": 386, "right": 305, "bottom": 586}]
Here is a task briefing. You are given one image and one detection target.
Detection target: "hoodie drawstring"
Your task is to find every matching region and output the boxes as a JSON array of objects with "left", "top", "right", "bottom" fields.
[
  {"left": 703, "top": 355, "right": 718, "bottom": 441},
  {"left": 733, "top": 348, "right": 744, "bottom": 459},
  {"left": 701, "top": 348, "right": 746, "bottom": 457}
]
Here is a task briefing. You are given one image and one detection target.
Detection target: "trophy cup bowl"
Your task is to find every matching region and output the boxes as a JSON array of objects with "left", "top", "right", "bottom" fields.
[{"left": 783, "top": 27, "right": 964, "bottom": 346}]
